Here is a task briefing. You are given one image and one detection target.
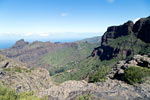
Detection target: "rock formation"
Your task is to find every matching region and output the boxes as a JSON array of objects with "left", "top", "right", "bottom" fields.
[
  {"left": 0, "top": 54, "right": 53, "bottom": 93},
  {"left": 92, "top": 16, "right": 150, "bottom": 61},
  {"left": 133, "top": 16, "right": 150, "bottom": 43},
  {"left": 102, "top": 21, "right": 134, "bottom": 44},
  {"left": 108, "top": 55, "right": 150, "bottom": 80}
]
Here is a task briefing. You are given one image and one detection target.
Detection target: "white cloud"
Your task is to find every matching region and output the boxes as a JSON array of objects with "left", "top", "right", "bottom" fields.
[
  {"left": 39, "top": 33, "right": 50, "bottom": 37},
  {"left": 23, "top": 32, "right": 34, "bottom": 37},
  {"left": 106, "top": 0, "right": 115, "bottom": 3},
  {"left": 134, "top": 18, "right": 140, "bottom": 23},
  {"left": 60, "top": 12, "right": 68, "bottom": 17}
]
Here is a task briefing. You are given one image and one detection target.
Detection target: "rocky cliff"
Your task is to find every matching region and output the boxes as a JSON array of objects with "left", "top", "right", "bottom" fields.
[{"left": 92, "top": 16, "right": 150, "bottom": 60}]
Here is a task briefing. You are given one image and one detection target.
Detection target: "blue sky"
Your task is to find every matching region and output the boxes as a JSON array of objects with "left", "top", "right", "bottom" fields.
[{"left": 0, "top": 0, "right": 149, "bottom": 43}]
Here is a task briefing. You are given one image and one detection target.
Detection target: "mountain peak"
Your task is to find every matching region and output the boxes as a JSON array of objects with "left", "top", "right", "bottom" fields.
[
  {"left": 12, "top": 39, "right": 29, "bottom": 49},
  {"left": 102, "top": 20, "right": 134, "bottom": 44},
  {"left": 133, "top": 16, "right": 150, "bottom": 43}
]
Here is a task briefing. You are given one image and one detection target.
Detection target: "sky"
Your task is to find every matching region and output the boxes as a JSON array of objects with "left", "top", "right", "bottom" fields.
[{"left": 0, "top": 0, "right": 150, "bottom": 45}]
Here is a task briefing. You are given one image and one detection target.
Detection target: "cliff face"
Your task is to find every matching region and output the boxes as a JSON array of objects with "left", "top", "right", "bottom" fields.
[
  {"left": 92, "top": 16, "right": 150, "bottom": 60},
  {"left": 133, "top": 16, "right": 150, "bottom": 43},
  {"left": 102, "top": 21, "right": 134, "bottom": 44}
]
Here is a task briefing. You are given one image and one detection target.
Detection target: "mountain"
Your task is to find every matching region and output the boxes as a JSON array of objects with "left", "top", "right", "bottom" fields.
[
  {"left": 2, "top": 39, "right": 99, "bottom": 76},
  {"left": 78, "top": 36, "right": 101, "bottom": 43},
  {"left": 52, "top": 16, "right": 150, "bottom": 83},
  {"left": 92, "top": 16, "right": 150, "bottom": 60}
]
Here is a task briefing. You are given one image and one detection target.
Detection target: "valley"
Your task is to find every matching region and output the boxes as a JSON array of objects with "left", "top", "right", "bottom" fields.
[{"left": 0, "top": 16, "right": 150, "bottom": 100}]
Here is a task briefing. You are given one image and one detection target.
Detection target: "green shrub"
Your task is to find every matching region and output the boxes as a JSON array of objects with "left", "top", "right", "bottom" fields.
[
  {"left": 15, "top": 67, "right": 23, "bottom": 73},
  {"left": 0, "top": 84, "right": 18, "bottom": 100},
  {"left": 3, "top": 68, "right": 12, "bottom": 72},
  {"left": 0, "top": 84, "right": 46, "bottom": 100},
  {"left": 88, "top": 66, "right": 110, "bottom": 83},
  {"left": 77, "top": 94, "right": 91, "bottom": 100},
  {"left": 124, "top": 66, "right": 150, "bottom": 84},
  {"left": 3, "top": 67, "right": 33, "bottom": 73}
]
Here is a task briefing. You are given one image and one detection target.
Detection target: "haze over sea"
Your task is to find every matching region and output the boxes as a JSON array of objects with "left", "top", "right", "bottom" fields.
[{"left": 0, "top": 32, "right": 100, "bottom": 49}]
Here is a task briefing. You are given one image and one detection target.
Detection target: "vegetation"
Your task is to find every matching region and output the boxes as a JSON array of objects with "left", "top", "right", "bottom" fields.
[
  {"left": 77, "top": 94, "right": 92, "bottom": 100},
  {"left": 0, "top": 84, "right": 45, "bottom": 100},
  {"left": 52, "top": 32, "right": 150, "bottom": 84},
  {"left": 88, "top": 66, "right": 111, "bottom": 82},
  {"left": 139, "top": 44, "right": 150, "bottom": 55},
  {"left": 124, "top": 66, "right": 150, "bottom": 85},
  {"left": 3, "top": 67, "right": 33, "bottom": 73},
  {"left": 101, "top": 32, "right": 150, "bottom": 60},
  {"left": 52, "top": 57, "right": 119, "bottom": 84},
  {"left": 37, "top": 42, "right": 99, "bottom": 76}
]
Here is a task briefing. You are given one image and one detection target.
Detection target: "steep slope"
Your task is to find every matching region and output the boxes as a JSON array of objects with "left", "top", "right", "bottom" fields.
[
  {"left": 0, "top": 53, "right": 53, "bottom": 93},
  {"left": 1, "top": 52, "right": 150, "bottom": 100},
  {"left": 2, "top": 40, "right": 99, "bottom": 75},
  {"left": 92, "top": 16, "right": 150, "bottom": 60}
]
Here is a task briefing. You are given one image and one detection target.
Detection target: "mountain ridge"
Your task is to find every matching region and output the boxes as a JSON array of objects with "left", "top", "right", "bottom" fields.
[{"left": 92, "top": 16, "right": 150, "bottom": 61}]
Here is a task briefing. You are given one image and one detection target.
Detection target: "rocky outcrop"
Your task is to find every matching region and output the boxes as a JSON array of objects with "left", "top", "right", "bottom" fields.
[
  {"left": 1, "top": 68, "right": 53, "bottom": 93},
  {"left": 37, "top": 79, "right": 150, "bottom": 100},
  {"left": 0, "top": 54, "right": 53, "bottom": 93},
  {"left": 107, "top": 55, "right": 150, "bottom": 79}
]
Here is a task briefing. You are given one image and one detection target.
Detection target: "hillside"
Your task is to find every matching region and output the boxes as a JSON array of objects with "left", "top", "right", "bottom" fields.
[
  {"left": 78, "top": 36, "right": 101, "bottom": 43},
  {"left": 53, "top": 16, "right": 150, "bottom": 83},
  {"left": 0, "top": 52, "right": 54, "bottom": 99},
  {"left": 1, "top": 51, "right": 150, "bottom": 100},
  {"left": 2, "top": 39, "right": 99, "bottom": 75}
]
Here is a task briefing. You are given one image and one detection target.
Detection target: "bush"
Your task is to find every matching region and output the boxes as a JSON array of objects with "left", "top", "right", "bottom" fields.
[
  {"left": 78, "top": 94, "right": 91, "bottom": 100},
  {"left": 0, "top": 84, "right": 45, "bottom": 100},
  {"left": 88, "top": 66, "right": 110, "bottom": 83},
  {"left": 3, "top": 67, "right": 33, "bottom": 73},
  {"left": 124, "top": 66, "right": 150, "bottom": 84}
]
